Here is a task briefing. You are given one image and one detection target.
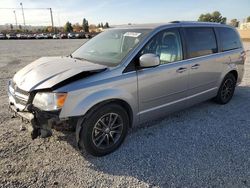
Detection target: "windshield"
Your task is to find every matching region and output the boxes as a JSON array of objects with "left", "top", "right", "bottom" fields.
[{"left": 72, "top": 29, "right": 151, "bottom": 66}]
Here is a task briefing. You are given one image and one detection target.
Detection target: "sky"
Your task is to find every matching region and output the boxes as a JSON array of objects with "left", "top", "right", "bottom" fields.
[{"left": 0, "top": 0, "right": 250, "bottom": 26}]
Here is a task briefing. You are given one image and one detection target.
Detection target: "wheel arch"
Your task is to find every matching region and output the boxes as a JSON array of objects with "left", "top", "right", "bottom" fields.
[
  {"left": 219, "top": 68, "right": 239, "bottom": 88},
  {"left": 85, "top": 99, "right": 134, "bottom": 128},
  {"left": 228, "top": 70, "right": 238, "bottom": 81}
]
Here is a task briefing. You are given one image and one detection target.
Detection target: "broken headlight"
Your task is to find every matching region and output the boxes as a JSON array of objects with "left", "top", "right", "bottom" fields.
[{"left": 32, "top": 92, "right": 67, "bottom": 111}]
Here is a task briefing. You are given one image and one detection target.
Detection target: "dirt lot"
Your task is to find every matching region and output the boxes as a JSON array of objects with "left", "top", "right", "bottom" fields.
[{"left": 0, "top": 40, "right": 250, "bottom": 188}]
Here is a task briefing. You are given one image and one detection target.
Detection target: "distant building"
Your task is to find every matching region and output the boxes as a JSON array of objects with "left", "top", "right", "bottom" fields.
[{"left": 239, "top": 22, "right": 250, "bottom": 30}]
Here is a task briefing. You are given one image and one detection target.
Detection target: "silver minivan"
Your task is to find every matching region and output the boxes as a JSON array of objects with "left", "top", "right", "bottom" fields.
[{"left": 8, "top": 22, "right": 245, "bottom": 156}]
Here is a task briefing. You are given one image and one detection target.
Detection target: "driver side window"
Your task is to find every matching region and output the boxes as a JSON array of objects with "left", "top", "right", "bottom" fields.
[{"left": 141, "top": 29, "right": 183, "bottom": 64}]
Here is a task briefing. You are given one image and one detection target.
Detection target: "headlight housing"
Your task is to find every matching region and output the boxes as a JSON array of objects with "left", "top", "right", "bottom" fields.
[{"left": 32, "top": 92, "right": 67, "bottom": 111}]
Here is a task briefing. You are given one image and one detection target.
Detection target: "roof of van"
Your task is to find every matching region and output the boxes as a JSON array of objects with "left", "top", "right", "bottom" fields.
[{"left": 113, "top": 21, "right": 232, "bottom": 29}]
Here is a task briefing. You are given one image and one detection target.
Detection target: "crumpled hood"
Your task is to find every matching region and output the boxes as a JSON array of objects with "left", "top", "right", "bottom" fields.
[{"left": 13, "top": 56, "right": 107, "bottom": 91}]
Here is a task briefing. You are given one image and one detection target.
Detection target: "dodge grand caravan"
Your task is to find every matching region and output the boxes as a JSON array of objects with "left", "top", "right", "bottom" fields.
[{"left": 8, "top": 22, "right": 245, "bottom": 156}]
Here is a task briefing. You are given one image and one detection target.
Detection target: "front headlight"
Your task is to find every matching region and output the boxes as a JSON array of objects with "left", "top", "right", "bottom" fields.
[{"left": 32, "top": 92, "right": 67, "bottom": 111}]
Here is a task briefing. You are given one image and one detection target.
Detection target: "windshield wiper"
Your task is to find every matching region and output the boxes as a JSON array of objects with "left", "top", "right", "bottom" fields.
[
  {"left": 69, "top": 54, "right": 86, "bottom": 61},
  {"left": 73, "top": 56, "right": 86, "bottom": 61}
]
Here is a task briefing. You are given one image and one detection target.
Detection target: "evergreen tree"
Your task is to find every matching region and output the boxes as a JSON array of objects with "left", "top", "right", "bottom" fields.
[
  {"left": 64, "top": 21, "right": 73, "bottom": 32},
  {"left": 104, "top": 22, "right": 110, "bottom": 28},
  {"left": 82, "top": 18, "right": 89, "bottom": 32}
]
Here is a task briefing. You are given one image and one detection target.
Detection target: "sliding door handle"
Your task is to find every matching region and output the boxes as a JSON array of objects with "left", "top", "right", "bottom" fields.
[
  {"left": 176, "top": 67, "right": 187, "bottom": 73},
  {"left": 191, "top": 64, "right": 200, "bottom": 69}
]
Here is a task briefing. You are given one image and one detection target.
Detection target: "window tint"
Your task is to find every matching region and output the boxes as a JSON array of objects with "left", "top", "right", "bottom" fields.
[
  {"left": 185, "top": 28, "right": 218, "bottom": 58},
  {"left": 217, "top": 27, "right": 241, "bottom": 51},
  {"left": 141, "top": 29, "right": 182, "bottom": 64}
]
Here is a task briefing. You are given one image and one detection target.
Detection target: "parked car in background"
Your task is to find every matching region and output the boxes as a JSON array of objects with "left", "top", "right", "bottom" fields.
[
  {"left": 60, "top": 33, "right": 67, "bottom": 39},
  {"left": 47, "top": 33, "right": 53, "bottom": 39},
  {"left": 35, "top": 33, "right": 44, "bottom": 39},
  {"left": 16, "top": 33, "right": 27, "bottom": 39},
  {"left": 85, "top": 33, "right": 92, "bottom": 39},
  {"left": 6, "top": 33, "right": 17, "bottom": 39},
  {"left": 68, "top": 32, "right": 76, "bottom": 39},
  {"left": 0, "top": 33, "right": 6, "bottom": 39},
  {"left": 7, "top": 22, "right": 245, "bottom": 156},
  {"left": 43, "top": 33, "right": 49, "bottom": 39},
  {"left": 27, "top": 34, "right": 36, "bottom": 39},
  {"left": 53, "top": 34, "right": 60, "bottom": 39},
  {"left": 36, "top": 33, "right": 49, "bottom": 39},
  {"left": 76, "top": 32, "right": 86, "bottom": 39}
]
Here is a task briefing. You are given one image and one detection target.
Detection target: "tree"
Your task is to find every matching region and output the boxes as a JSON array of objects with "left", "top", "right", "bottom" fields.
[
  {"left": 100, "top": 22, "right": 104, "bottom": 28},
  {"left": 97, "top": 23, "right": 101, "bottom": 28},
  {"left": 64, "top": 21, "right": 73, "bottom": 32},
  {"left": 198, "top": 11, "right": 227, "bottom": 24},
  {"left": 46, "top": 26, "right": 53, "bottom": 33},
  {"left": 104, "top": 22, "right": 110, "bottom": 28},
  {"left": 10, "top": 24, "right": 13, "bottom": 30},
  {"left": 19, "top": 25, "right": 22, "bottom": 30},
  {"left": 42, "top": 27, "right": 47, "bottom": 32},
  {"left": 247, "top": 16, "right": 250, "bottom": 23},
  {"left": 73, "top": 23, "right": 82, "bottom": 32},
  {"left": 82, "top": 18, "right": 89, "bottom": 32},
  {"left": 230, "top": 19, "right": 239, "bottom": 27}
]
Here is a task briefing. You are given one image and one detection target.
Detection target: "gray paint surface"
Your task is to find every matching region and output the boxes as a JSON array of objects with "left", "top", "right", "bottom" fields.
[{"left": 8, "top": 22, "right": 245, "bottom": 127}]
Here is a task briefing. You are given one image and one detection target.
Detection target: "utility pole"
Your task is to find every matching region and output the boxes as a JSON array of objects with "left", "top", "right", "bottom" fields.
[
  {"left": 13, "top": 10, "right": 17, "bottom": 29},
  {"left": 20, "top": 3, "right": 26, "bottom": 29},
  {"left": 49, "top": 8, "right": 55, "bottom": 33}
]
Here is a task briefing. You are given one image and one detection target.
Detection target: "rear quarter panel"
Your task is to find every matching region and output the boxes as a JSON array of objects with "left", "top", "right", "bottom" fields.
[{"left": 219, "top": 48, "right": 245, "bottom": 87}]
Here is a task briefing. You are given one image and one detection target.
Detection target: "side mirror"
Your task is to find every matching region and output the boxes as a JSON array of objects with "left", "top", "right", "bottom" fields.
[{"left": 139, "top": 53, "right": 160, "bottom": 68}]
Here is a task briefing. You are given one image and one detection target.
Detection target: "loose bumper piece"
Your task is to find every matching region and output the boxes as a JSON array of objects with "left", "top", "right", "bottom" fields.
[{"left": 9, "top": 103, "right": 61, "bottom": 139}]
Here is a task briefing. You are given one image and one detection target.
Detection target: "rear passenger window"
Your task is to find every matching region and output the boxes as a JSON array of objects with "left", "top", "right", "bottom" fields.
[
  {"left": 185, "top": 28, "right": 218, "bottom": 58},
  {"left": 217, "top": 27, "right": 241, "bottom": 52}
]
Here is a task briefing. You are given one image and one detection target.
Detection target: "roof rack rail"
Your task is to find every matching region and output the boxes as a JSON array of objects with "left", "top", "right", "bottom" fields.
[{"left": 170, "top": 21, "right": 180, "bottom": 23}]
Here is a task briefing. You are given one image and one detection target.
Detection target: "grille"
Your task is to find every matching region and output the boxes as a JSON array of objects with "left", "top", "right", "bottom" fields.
[
  {"left": 16, "top": 86, "right": 29, "bottom": 96},
  {"left": 10, "top": 80, "right": 29, "bottom": 106},
  {"left": 11, "top": 81, "right": 29, "bottom": 96},
  {"left": 15, "top": 96, "right": 28, "bottom": 106}
]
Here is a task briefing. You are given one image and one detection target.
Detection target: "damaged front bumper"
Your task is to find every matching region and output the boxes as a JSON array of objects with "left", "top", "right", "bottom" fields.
[
  {"left": 9, "top": 102, "right": 62, "bottom": 139},
  {"left": 8, "top": 79, "right": 68, "bottom": 139},
  {"left": 8, "top": 78, "right": 78, "bottom": 140}
]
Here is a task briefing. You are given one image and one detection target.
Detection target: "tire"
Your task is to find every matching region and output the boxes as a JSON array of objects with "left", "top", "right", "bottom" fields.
[
  {"left": 214, "top": 73, "right": 236, "bottom": 104},
  {"left": 76, "top": 103, "right": 129, "bottom": 156}
]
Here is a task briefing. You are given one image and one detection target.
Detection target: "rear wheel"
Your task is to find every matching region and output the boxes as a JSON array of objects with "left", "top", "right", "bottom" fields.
[
  {"left": 76, "top": 103, "right": 129, "bottom": 156},
  {"left": 214, "top": 73, "right": 236, "bottom": 104}
]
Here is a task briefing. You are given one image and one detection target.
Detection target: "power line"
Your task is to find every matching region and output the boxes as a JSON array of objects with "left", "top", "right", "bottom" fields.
[
  {"left": 0, "top": 5, "right": 55, "bottom": 32},
  {"left": 0, "top": 8, "right": 51, "bottom": 10}
]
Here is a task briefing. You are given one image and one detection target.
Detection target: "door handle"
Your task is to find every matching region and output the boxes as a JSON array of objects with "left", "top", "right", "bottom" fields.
[
  {"left": 176, "top": 67, "right": 187, "bottom": 73},
  {"left": 191, "top": 64, "right": 200, "bottom": 69}
]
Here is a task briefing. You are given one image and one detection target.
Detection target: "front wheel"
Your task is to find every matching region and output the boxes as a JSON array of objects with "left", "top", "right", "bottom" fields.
[
  {"left": 214, "top": 73, "right": 236, "bottom": 104},
  {"left": 76, "top": 103, "right": 129, "bottom": 156}
]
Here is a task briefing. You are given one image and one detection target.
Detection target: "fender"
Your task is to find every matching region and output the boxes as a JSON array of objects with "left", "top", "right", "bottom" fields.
[{"left": 59, "top": 88, "right": 138, "bottom": 125}]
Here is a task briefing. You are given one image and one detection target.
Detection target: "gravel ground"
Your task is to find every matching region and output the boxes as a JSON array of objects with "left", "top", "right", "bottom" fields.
[{"left": 0, "top": 39, "right": 250, "bottom": 188}]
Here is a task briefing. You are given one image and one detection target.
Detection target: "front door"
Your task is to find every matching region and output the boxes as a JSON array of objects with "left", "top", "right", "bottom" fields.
[{"left": 137, "top": 28, "right": 189, "bottom": 122}]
